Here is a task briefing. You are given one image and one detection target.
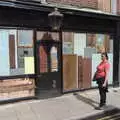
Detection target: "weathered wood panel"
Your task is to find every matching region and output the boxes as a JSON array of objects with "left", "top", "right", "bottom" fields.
[
  {"left": 82, "top": 58, "right": 92, "bottom": 89},
  {"left": 0, "top": 78, "right": 35, "bottom": 100},
  {"left": 78, "top": 57, "right": 92, "bottom": 89},
  {"left": 63, "top": 54, "right": 78, "bottom": 91}
]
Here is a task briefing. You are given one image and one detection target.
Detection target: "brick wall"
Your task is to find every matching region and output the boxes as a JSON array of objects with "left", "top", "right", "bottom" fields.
[
  {"left": 98, "top": 0, "right": 111, "bottom": 13},
  {"left": 47, "top": 0, "right": 98, "bottom": 9},
  {"left": 117, "top": 0, "right": 120, "bottom": 14}
]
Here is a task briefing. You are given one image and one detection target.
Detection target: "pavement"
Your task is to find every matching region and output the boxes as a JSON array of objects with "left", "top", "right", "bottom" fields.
[{"left": 0, "top": 87, "right": 120, "bottom": 120}]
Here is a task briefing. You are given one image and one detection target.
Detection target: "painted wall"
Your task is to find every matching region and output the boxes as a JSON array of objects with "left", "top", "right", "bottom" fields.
[{"left": 111, "top": 0, "right": 117, "bottom": 14}]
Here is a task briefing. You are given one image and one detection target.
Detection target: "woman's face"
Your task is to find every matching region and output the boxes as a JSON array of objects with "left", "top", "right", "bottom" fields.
[{"left": 101, "top": 54, "right": 106, "bottom": 61}]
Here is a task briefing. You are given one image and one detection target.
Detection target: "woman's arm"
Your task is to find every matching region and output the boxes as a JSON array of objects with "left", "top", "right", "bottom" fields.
[{"left": 103, "top": 63, "right": 110, "bottom": 87}]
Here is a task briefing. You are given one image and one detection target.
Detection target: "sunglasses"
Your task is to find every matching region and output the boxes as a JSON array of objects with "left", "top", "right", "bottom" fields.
[{"left": 101, "top": 56, "right": 104, "bottom": 57}]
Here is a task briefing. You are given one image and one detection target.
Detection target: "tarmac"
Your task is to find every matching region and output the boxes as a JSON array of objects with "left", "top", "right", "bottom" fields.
[{"left": 0, "top": 87, "right": 120, "bottom": 120}]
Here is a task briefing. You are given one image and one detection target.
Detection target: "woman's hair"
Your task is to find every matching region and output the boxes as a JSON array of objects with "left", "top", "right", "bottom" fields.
[{"left": 102, "top": 52, "right": 109, "bottom": 60}]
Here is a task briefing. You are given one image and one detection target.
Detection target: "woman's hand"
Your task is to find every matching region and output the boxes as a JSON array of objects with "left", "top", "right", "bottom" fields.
[
  {"left": 103, "top": 64, "right": 109, "bottom": 88},
  {"left": 103, "top": 82, "right": 106, "bottom": 87}
]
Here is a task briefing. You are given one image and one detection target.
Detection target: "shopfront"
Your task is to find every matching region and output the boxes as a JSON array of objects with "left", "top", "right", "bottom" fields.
[
  {"left": 62, "top": 32, "right": 113, "bottom": 92},
  {"left": 0, "top": 1, "right": 119, "bottom": 101}
]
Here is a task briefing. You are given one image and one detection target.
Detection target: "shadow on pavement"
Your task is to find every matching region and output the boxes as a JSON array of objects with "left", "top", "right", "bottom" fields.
[
  {"left": 35, "top": 89, "right": 62, "bottom": 99},
  {"left": 73, "top": 93, "right": 120, "bottom": 120},
  {"left": 73, "top": 92, "right": 99, "bottom": 108},
  {"left": 79, "top": 107, "right": 120, "bottom": 120}
]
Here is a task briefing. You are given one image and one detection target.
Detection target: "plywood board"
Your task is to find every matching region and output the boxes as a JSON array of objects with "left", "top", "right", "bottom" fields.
[
  {"left": 63, "top": 55, "right": 78, "bottom": 91},
  {"left": 82, "top": 58, "right": 92, "bottom": 89}
]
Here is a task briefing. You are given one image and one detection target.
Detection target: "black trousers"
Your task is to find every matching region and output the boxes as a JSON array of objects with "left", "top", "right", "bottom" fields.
[{"left": 96, "top": 77, "right": 107, "bottom": 106}]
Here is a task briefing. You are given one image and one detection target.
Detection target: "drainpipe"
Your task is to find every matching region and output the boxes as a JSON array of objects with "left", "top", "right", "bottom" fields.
[
  {"left": 113, "top": 22, "right": 120, "bottom": 87},
  {"left": 119, "top": 51, "right": 120, "bottom": 87}
]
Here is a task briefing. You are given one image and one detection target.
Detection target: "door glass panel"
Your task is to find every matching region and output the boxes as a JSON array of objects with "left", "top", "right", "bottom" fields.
[
  {"left": 51, "top": 46, "right": 58, "bottom": 72},
  {"left": 39, "top": 45, "right": 48, "bottom": 73},
  {"left": 37, "top": 31, "right": 59, "bottom": 73}
]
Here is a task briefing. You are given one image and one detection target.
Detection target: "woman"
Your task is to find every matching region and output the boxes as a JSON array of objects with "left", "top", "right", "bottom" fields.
[{"left": 94, "top": 52, "right": 110, "bottom": 109}]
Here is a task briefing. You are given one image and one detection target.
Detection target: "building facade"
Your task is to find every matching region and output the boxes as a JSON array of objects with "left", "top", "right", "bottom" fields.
[{"left": 0, "top": 0, "right": 119, "bottom": 101}]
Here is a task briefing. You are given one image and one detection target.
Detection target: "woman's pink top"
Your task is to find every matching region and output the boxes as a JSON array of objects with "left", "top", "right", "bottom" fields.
[{"left": 96, "top": 60, "right": 110, "bottom": 79}]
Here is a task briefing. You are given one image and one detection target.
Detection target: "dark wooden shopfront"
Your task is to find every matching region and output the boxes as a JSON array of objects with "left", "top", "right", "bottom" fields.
[{"left": 0, "top": 1, "right": 119, "bottom": 100}]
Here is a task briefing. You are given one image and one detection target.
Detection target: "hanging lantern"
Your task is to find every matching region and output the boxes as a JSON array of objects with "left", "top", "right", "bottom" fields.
[{"left": 48, "top": 8, "right": 63, "bottom": 30}]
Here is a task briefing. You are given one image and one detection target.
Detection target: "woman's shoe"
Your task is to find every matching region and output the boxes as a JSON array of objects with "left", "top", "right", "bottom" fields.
[
  {"left": 99, "top": 105, "right": 106, "bottom": 110},
  {"left": 95, "top": 104, "right": 106, "bottom": 110}
]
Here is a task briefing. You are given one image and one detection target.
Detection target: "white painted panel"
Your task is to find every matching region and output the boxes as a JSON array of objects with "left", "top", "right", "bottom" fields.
[
  {"left": 74, "top": 33, "right": 86, "bottom": 56},
  {"left": 0, "top": 30, "right": 10, "bottom": 75}
]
